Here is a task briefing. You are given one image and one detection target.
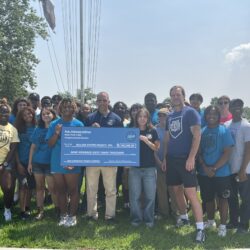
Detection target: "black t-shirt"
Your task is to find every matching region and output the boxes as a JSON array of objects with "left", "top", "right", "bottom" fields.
[{"left": 140, "top": 128, "right": 159, "bottom": 168}]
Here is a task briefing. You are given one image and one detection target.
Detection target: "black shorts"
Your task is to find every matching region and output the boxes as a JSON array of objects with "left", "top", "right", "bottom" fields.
[
  {"left": 198, "top": 175, "right": 231, "bottom": 202},
  {"left": 166, "top": 156, "right": 197, "bottom": 188}
]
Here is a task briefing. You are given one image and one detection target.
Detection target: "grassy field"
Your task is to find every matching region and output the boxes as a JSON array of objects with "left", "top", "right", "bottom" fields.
[{"left": 0, "top": 194, "right": 249, "bottom": 250}]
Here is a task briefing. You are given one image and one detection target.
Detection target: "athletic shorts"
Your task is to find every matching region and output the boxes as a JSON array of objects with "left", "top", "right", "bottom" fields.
[
  {"left": 32, "top": 162, "right": 51, "bottom": 175},
  {"left": 166, "top": 156, "right": 197, "bottom": 188},
  {"left": 198, "top": 175, "right": 231, "bottom": 202}
]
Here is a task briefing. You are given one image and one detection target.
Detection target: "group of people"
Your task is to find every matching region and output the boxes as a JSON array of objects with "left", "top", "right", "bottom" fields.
[{"left": 0, "top": 85, "right": 249, "bottom": 244}]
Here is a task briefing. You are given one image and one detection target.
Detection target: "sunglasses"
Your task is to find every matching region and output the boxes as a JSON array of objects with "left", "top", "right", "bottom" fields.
[
  {"left": 158, "top": 113, "right": 167, "bottom": 117},
  {"left": 218, "top": 101, "right": 229, "bottom": 106}
]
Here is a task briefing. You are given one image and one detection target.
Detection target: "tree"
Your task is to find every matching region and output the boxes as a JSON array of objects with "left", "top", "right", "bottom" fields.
[
  {"left": 243, "top": 107, "right": 250, "bottom": 121},
  {"left": 58, "top": 88, "right": 97, "bottom": 106},
  {"left": 210, "top": 97, "right": 219, "bottom": 106},
  {"left": 0, "top": 0, "right": 47, "bottom": 103}
]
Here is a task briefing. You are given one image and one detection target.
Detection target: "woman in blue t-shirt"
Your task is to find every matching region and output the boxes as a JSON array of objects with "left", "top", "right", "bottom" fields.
[
  {"left": 129, "top": 108, "right": 159, "bottom": 228},
  {"left": 46, "top": 98, "right": 83, "bottom": 227},
  {"left": 28, "top": 107, "right": 57, "bottom": 220},
  {"left": 15, "top": 106, "right": 36, "bottom": 220}
]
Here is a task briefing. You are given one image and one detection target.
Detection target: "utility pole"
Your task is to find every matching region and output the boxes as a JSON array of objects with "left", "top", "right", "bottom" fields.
[{"left": 80, "top": 0, "right": 85, "bottom": 103}]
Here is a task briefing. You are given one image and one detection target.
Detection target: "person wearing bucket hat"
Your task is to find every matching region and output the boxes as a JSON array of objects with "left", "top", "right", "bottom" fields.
[{"left": 154, "top": 107, "right": 178, "bottom": 219}]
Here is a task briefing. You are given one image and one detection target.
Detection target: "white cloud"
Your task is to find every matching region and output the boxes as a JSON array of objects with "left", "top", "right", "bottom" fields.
[{"left": 225, "top": 43, "right": 250, "bottom": 63}]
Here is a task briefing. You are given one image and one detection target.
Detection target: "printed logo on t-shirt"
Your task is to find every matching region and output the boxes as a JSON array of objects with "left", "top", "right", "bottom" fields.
[
  {"left": 169, "top": 116, "right": 183, "bottom": 139},
  {"left": 0, "top": 129, "right": 11, "bottom": 149},
  {"left": 107, "top": 119, "right": 114, "bottom": 126},
  {"left": 146, "top": 134, "right": 152, "bottom": 140},
  {"left": 202, "top": 133, "right": 217, "bottom": 155}
]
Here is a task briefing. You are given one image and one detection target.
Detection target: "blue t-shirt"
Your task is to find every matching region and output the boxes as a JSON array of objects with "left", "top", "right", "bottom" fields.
[
  {"left": 9, "top": 114, "right": 16, "bottom": 125},
  {"left": 199, "top": 125, "right": 234, "bottom": 177},
  {"left": 150, "top": 109, "right": 159, "bottom": 126},
  {"left": 46, "top": 118, "right": 84, "bottom": 174},
  {"left": 166, "top": 106, "right": 201, "bottom": 157},
  {"left": 31, "top": 127, "right": 51, "bottom": 164},
  {"left": 18, "top": 126, "right": 36, "bottom": 165},
  {"left": 198, "top": 109, "right": 206, "bottom": 128}
]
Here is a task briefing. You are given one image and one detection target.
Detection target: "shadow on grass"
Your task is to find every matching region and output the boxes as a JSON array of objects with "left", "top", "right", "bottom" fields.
[{"left": 1, "top": 200, "right": 250, "bottom": 249}]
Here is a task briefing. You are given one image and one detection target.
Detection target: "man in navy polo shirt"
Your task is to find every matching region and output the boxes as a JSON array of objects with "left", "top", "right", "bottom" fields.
[{"left": 85, "top": 92, "right": 123, "bottom": 222}]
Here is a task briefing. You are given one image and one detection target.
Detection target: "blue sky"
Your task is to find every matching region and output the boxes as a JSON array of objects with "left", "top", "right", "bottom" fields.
[{"left": 33, "top": 0, "right": 250, "bottom": 107}]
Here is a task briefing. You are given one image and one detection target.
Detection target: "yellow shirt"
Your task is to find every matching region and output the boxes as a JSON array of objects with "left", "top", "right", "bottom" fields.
[{"left": 0, "top": 123, "right": 20, "bottom": 164}]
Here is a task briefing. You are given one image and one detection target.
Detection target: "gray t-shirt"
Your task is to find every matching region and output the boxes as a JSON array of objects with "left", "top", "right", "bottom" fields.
[{"left": 225, "top": 118, "right": 250, "bottom": 174}]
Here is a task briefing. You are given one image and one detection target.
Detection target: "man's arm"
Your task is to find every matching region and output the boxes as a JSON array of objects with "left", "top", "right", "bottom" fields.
[
  {"left": 186, "top": 125, "right": 201, "bottom": 171},
  {"left": 238, "top": 141, "right": 250, "bottom": 182}
]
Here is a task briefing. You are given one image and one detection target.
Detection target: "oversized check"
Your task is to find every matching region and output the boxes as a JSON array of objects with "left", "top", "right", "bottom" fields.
[{"left": 61, "top": 127, "right": 140, "bottom": 166}]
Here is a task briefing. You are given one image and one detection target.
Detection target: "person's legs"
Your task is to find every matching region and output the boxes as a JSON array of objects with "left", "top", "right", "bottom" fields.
[
  {"left": 53, "top": 174, "right": 67, "bottom": 216},
  {"left": 0, "top": 170, "right": 15, "bottom": 221},
  {"left": 46, "top": 175, "right": 58, "bottom": 208},
  {"left": 156, "top": 168, "right": 170, "bottom": 217},
  {"left": 101, "top": 167, "right": 117, "bottom": 219},
  {"left": 184, "top": 187, "right": 203, "bottom": 223},
  {"left": 238, "top": 175, "right": 250, "bottom": 231},
  {"left": 142, "top": 168, "right": 157, "bottom": 227},
  {"left": 172, "top": 185, "right": 187, "bottom": 215},
  {"left": 228, "top": 174, "right": 239, "bottom": 227},
  {"left": 86, "top": 167, "right": 101, "bottom": 218},
  {"left": 129, "top": 168, "right": 143, "bottom": 225},
  {"left": 218, "top": 198, "right": 228, "bottom": 225},
  {"left": 64, "top": 173, "right": 80, "bottom": 216},
  {"left": 34, "top": 174, "right": 45, "bottom": 209}
]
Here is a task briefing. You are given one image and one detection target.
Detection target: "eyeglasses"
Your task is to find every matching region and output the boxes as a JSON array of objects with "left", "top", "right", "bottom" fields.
[
  {"left": 218, "top": 101, "right": 229, "bottom": 106},
  {"left": 158, "top": 113, "right": 167, "bottom": 117}
]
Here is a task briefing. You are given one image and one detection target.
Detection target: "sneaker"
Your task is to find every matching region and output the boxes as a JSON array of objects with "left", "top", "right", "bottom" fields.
[
  {"left": 4, "top": 209, "right": 12, "bottom": 222},
  {"left": 86, "top": 215, "right": 98, "bottom": 221},
  {"left": 58, "top": 215, "right": 68, "bottom": 226},
  {"left": 176, "top": 217, "right": 190, "bottom": 228},
  {"left": 20, "top": 211, "right": 30, "bottom": 220},
  {"left": 64, "top": 216, "right": 77, "bottom": 227},
  {"left": 204, "top": 220, "right": 216, "bottom": 229},
  {"left": 105, "top": 217, "right": 117, "bottom": 224},
  {"left": 218, "top": 225, "right": 227, "bottom": 237},
  {"left": 236, "top": 227, "right": 249, "bottom": 234},
  {"left": 226, "top": 222, "right": 238, "bottom": 229},
  {"left": 35, "top": 210, "right": 44, "bottom": 220},
  {"left": 195, "top": 229, "right": 206, "bottom": 243}
]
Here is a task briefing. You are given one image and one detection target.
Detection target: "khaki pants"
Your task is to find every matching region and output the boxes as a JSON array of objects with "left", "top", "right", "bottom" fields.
[
  {"left": 86, "top": 167, "right": 117, "bottom": 219},
  {"left": 157, "top": 168, "right": 179, "bottom": 217}
]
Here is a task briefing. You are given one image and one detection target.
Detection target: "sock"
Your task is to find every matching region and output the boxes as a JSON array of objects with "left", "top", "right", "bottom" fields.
[
  {"left": 219, "top": 224, "right": 226, "bottom": 229},
  {"left": 180, "top": 214, "right": 189, "bottom": 220},
  {"left": 196, "top": 222, "right": 204, "bottom": 230},
  {"left": 208, "top": 219, "right": 215, "bottom": 224}
]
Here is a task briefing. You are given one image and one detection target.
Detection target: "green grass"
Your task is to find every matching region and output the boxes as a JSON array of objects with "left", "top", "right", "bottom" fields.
[{"left": 0, "top": 195, "right": 249, "bottom": 249}]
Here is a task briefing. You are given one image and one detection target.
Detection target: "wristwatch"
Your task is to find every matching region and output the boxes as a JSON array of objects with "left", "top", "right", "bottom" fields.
[{"left": 3, "top": 162, "right": 8, "bottom": 167}]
